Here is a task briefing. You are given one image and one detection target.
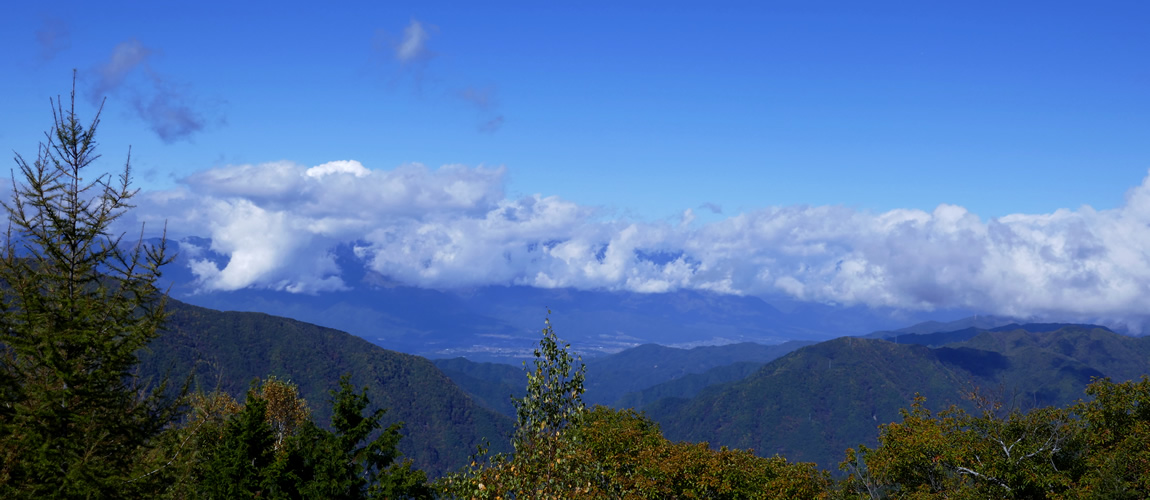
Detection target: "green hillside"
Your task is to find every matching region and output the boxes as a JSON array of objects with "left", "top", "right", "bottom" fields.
[
  {"left": 614, "top": 360, "right": 764, "bottom": 408},
  {"left": 138, "top": 299, "right": 515, "bottom": 477},
  {"left": 960, "top": 324, "right": 1150, "bottom": 382},
  {"left": 646, "top": 325, "right": 1150, "bottom": 472},
  {"left": 431, "top": 357, "right": 526, "bottom": 418},
  {"left": 582, "top": 340, "right": 812, "bottom": 406},
  {"left": 647, "top": 337, "right": 975, "bottom": 468}
]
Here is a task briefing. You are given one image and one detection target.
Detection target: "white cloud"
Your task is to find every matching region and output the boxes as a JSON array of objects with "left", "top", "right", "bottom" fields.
[
  {"left": 396, "top": 20, "right": 433, "bottom": 64},
  {"left": 132, "top": 161, "right": 1150, "bottom": 329},
  {"left": 680, "top": 208, "right": 695, "bottom": 228},
  {"left": 135, "top": 160, "right": 507, "bottom": 293},
  {"left": 184, "top": 161, "right": 304, "bottom": 199},
  {"left": 306, "top": 160, "right": 370, "bottom": 179}
]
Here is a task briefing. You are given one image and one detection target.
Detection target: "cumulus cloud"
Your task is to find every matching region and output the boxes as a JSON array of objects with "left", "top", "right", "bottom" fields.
[
  {"left": 89, "top": 39, "right": 215, "bottom": 143},
  {"left": 306, "top": 160, "right": 371, "bottom": 179},
  {"left": 138, "top": 160, "right": 508, "bottom": 293},
  {"left": 132, "top": 161, "right": 1150, "bottom": 330}
]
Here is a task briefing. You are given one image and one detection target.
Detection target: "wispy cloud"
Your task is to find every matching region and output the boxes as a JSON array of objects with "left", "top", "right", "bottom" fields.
[
  {"left": 131, "top": 161, "right": 1150, "bottom": 331},
  {"left": 375, "top": 19, "right": 507, "bottom": 133},
  {"left": 459, "top": 86, "right": 505, "bottom": 133},
  {"left": 89, "top": 39, "right": 216, "bottom": 143},
  {"left": 36, "top": 17, "right": 70, "bottom": 60},
  {"left": 699, "top": 202, "right": 723, "bottom": 214},
  {"left": 92, "top": 39, "right": 151, "bottom": 98},
  {"left": 680, "top": 208, "right": 696, "bottom": 228},
  {"left": 478, "top": 116, "right": 505, "bottom": 133},
  {"left": 375, "top": 19, "right": 437, "bottom": 86},
  {"left": 133, "top": 79, "right": 207, "bottom": 143},
  {"left": 395, "top": 19, "right": 435, "bottom": 65},
  {"left": 459, "top": 86, "right": 497, "bottom": 109}
]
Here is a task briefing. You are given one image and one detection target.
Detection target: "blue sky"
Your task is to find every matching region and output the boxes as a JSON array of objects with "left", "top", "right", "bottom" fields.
[
  {"left": 5, "top": 2, "right": 1148, "bottom": 218},
  {"left": 4, "top": 2, "right": 1150, "bottom": 326}
]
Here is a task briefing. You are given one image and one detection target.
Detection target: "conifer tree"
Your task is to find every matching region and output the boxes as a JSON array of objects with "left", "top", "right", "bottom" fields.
[
  {"left": 0, "top": 75, "right": 176, "bottom": 497},
  {"left": 190, "top": 376, "right": 431, "bottom": 499}
]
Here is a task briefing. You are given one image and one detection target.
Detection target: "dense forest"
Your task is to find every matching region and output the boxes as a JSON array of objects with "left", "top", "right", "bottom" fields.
[{"left": 2, "top": 82, "right": 1149, "bottom": 499}]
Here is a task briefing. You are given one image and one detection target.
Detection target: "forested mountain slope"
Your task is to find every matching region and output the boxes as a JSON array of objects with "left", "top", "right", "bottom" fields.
[
  {"left": 646, "top": 325, "right": 1150, "bottom": 471},
  {"left": 646, "top": 337, "right": 974, "bottom": 469},
  {"left": 614, "top": 361, "right": 767, "bottom": 408},
  {"left": 582, "top": 341, "right": 813, "bottom": 406},
  {"left": 431, "top": 357, "right": 526, "bottom": 418},
  {"left": 138, "top": 299, "right": 515, "bottom": 477}
]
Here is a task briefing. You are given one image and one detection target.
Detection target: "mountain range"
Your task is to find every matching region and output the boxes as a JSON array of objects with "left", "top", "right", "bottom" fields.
[
  {"left": 430, "top": 340, "right": 814, "bottom": 416},
  {"left": 136, "top": 286, "right": 1150, "bottom": 481},
  {"left": 134, "top": 237, "right": 1150, "bottom": 479},
  {"left": 428, "top": 321, "right": 1150, "bottom": 473}
]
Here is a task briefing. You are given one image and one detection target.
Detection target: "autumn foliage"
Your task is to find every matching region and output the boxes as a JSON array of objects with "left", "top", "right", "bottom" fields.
[{"left": 839, "top": 377, "right": 1150, "bottom": 499}]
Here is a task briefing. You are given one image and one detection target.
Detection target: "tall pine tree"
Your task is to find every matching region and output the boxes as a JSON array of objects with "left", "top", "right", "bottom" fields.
[{"left": 0, "top": 75, "right": 177, "bottom": 497}]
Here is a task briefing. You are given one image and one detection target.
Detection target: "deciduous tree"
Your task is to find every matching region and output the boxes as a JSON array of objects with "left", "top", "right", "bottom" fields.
[
  {"left": 839, "top": 392, "right": 1083, "bottom": 499},
  {"left": 1070, "top": 376, "right": 1150, "bottom": 498},
  {"left": 437, "top": 313, "right": 830, "bottom": 499}
]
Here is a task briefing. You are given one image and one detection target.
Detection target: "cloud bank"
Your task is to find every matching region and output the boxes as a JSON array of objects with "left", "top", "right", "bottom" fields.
[{"left": 133, "top": 160, "right": 1150, "bottom": 329}]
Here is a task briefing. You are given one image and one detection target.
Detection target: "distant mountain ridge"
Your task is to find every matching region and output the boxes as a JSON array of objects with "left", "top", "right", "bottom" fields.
[
  {"left": 989, "top": 322, "right": 1115, "bottom": 333},
  {"left": 643, "top": 323, "right": 1149, "bottom": 471},
  {"left": 582, "top": 341, "right": 814, "bottom": 406},
  {"left": 432, "top": 340, "right": 814, "bottom": 418},
  {"left": 864, "top": 315, "right": 1020, "bottom": 338}
]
